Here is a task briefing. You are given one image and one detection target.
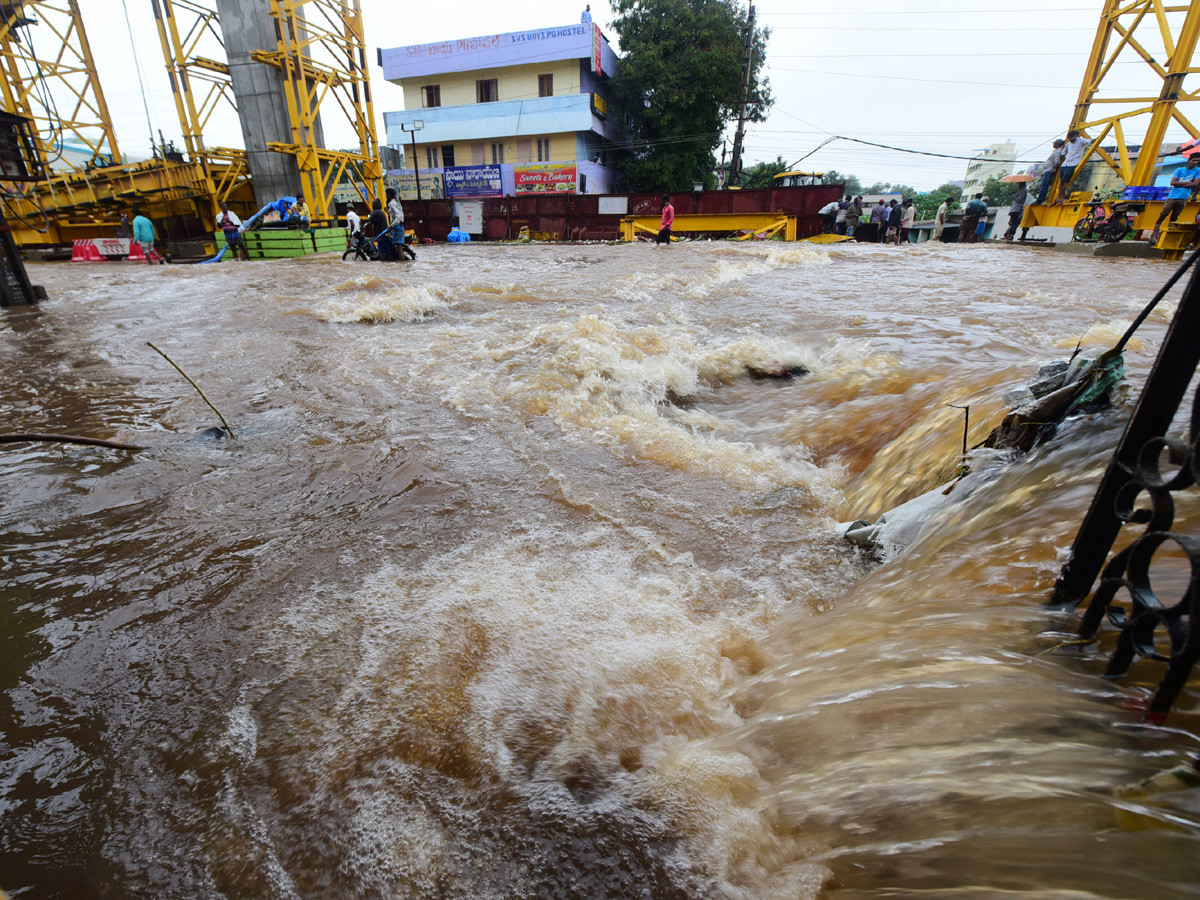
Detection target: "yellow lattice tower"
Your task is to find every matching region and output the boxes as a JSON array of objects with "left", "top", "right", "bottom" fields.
[
  {"left": 1064, "top": 0, "right": 1200, "bottom": 193},
  {"left": 0, "top": 0, "right": 120, "bottom": 171},
  {"left": 150, "top": 0, "right": 252, "bottom": 207},
  {"left": 251, "top": 0, "right": 383, "bottom": 220}
]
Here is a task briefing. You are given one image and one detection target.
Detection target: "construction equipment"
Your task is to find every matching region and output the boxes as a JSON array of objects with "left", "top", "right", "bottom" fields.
[
  {"left": 0, "top": 0, "right": 382, "bottom": 251},
  {"left": 1022, "top": 0, "right": 1200, "bottom": 259}
]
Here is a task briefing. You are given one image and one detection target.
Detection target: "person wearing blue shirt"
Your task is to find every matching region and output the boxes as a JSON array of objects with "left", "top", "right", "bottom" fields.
[
  {"left": 1150, "top": 154, "right": 1200, "bottom": 244},
  {"left": 131, "top": 208, "right": 165, "bottom": 264}
]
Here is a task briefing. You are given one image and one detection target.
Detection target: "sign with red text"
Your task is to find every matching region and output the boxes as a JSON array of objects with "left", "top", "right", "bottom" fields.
[{"left": 513, "top": 162, "right": 577, "bottom": 194}]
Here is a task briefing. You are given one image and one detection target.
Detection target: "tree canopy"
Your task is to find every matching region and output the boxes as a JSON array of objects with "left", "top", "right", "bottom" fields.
[
  {"left": 610, "top": 0, "right": 772, "bottom": 192},
  {"left": 981, "top": 176, "right": 1019, "bottom": 209},
  {"left": 742, "top": 156, "right": 789, "bottom": 189}
]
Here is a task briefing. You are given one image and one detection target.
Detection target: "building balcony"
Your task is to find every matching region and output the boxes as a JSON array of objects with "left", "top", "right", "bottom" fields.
[{"left": 384, "top": 94, "right": 617, "bottom": 146}]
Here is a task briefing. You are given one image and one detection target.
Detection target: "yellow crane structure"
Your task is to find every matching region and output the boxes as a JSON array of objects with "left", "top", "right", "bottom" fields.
[
  {"left": 1022, "top": 0, "right": 1200, "bottom": 258},
  {"left": 0, "top": 0, "right": 383, "bottom": 250},
  {"left": 249, "top": 0, "right": 384, "bottom": 219}
]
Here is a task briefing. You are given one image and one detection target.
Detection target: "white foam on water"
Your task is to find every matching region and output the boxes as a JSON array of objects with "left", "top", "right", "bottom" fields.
[
  {"left": 254, "top": 532, "right": 832, "bottom": 898},
  {"left": 433, "top": 311, "right": 842, "bottom": 500},
  {"left": 313, "top": 282, "right": 455, "bottom": 323}
]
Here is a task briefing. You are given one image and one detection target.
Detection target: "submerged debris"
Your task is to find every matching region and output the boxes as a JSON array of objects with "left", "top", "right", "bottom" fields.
[
  {"left": 838, "top": 352, "right": 1126, "bottom": 555},
  {"left": 746, "top": 362, "right": 809, "bottom": 380}
]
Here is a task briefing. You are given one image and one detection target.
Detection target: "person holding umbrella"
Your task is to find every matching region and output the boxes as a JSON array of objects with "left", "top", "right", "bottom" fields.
[{"left": 1001, "top": 173, "right": 1033, "bottom": 240}]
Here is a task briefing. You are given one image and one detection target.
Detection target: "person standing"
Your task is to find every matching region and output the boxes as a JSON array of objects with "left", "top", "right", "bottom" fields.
[
  {"left": 581, "top": 4, "right": 592, "bottom": 23},
  {"left": 657, "top": 193, "right": 674, "bottom": 246},
  {"left": 818, "top": 199, "right": 838, "bottom": 234},
  {"left": 933, "top": 196, "right": 950, "bottom": 241},
  {"left": 959, "top": 193, "right": 986, "bottom": 243},
  {"left": 1056, "top": 130, "right": 1089, "bottom": 203},
  {"left": 131, "top": 207, "right": 165, "bottom": 264},
  {"left": 899, "top": 199, "right": 915, "bottom": 244},
  {"left": 1150, "top": 153, "right": 1200, "bottom": 244},
  {"left": 385, "top": 187, "right": 416, "bottom": 259},
  {"left": 216, "top": 200, "right": 249, "bottom": 261},
  {"left": 975, "top": 196, "right": 990, "bottom": 240},
  {"left": 835, "top": 195, "right": 850, "bottom": 235},
  {"left": 869, "top": 199, "right": 887, "bottom": 242},
  {"left": 886, "top": 199, "right": 902, "bottom": 244},
  {"left": 1035, "top": 139, "right": 1065, "bottom": 204},
  {"left": 845, "top": 196, "right": 862, "bottom": 237},
  {"left": 1003, "top": 183, "right": 1027, "bottom": 241}
]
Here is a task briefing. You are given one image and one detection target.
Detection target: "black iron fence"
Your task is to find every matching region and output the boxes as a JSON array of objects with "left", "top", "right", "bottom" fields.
[{"left": 1051, "top": 248, "right": 1200, "bottom": 721}]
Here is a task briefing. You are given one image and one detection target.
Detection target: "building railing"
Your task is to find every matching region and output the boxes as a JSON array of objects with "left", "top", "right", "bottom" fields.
[{"left": 1050, "top": 248, "right": 1200, "bottom": 721}]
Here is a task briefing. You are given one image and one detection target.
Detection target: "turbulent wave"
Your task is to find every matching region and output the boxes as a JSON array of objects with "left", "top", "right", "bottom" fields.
[{"left": 314, "top": 283, "right": 454, "bottom": 323}]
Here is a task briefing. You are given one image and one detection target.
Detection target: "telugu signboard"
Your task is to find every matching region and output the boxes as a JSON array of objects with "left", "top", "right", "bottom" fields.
[
  {"left": 514, "top": 162, "right": 577, "bottom": 194},
  {"left": 443, "top": 164, "right": 503, "bottom": 198},
  {"left": 386, "top": 171, "right": 445, "bottom": 201}
]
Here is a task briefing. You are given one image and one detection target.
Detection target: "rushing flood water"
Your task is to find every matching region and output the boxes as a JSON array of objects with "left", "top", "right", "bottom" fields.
[{"left": 2, "top": 241, "right": 1199, "bottom": 899}]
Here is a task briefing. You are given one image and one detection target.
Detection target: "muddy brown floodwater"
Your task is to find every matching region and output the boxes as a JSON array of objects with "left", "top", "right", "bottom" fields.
[{"left": 2, "top": 241, "right": 1199, "bottom": 899}]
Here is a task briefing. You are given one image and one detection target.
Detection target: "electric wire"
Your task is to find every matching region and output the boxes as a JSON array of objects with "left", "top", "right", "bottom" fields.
[{"left": 121, "top": 0, "right": 158, "bottom": 155}]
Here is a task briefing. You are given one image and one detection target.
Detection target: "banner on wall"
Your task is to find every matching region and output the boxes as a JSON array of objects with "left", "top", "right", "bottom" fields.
[
  {"left": 443, "top": 164, "right": 503, "bottom": 197},
  {"left": 386, "top": 171, "right": 445, "bottom": 200},
  {"left": 513, "top": 162, "right": 577, "bottom": 194}
]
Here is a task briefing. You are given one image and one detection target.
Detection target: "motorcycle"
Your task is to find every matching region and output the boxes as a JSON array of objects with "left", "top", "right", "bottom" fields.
[{"left": 1073, "top": 199, "right": 1142, "bottom": 243}]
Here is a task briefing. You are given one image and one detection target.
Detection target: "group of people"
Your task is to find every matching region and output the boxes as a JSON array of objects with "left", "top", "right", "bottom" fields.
[
  {"left": 345, "top": 188, "right": 417, "bottom": 261},
  {"left": 1034, "top": 130, "right": 1089, "bottom": 205},
  {"left": 819, "top": 195, "right": 923, "bottom": 244}
]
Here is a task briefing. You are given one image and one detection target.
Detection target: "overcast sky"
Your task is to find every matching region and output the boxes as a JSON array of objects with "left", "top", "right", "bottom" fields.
[{"left": 75, "top": 1, "right": 1195, "bottom": 191}]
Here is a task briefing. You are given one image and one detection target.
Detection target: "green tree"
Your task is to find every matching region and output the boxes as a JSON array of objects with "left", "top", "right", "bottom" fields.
[
  {"left": 915, "top": 183, "right": 960, "bottom": 219},
  {"left": 823, "top": 169, "right": 862, "bottom": 197},
  {"left": 981, "top": 175, "right": 1018, "bottom": 209},
  {"left": 611, "top": 0, "right": 772, "bottom": 192},
  {"left": 742, "top": 156, "right": 789, "bottom": 189}
]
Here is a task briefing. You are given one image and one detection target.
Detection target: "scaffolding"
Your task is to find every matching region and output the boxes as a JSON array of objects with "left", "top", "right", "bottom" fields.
[
  {"left": 250, "top": 0, "right": 383, "bottom": 220},
  {"left": 1023, "top": 1, "right": 1200, "bottom": 258}
]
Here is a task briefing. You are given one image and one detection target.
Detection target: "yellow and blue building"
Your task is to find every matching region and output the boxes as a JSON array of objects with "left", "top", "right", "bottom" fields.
[{"left": 379, "top": 22, "right": 621, "bottom": 198}]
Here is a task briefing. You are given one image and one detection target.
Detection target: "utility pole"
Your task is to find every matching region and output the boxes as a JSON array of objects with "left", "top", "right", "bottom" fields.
[{"left": 727, "top": 2, "right": 755, "bottom": 189}]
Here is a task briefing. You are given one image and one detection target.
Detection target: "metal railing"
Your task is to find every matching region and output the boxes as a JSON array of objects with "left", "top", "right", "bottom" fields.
[{"left": 1051, "top": 247, "right": 1200, "bottom": 721}]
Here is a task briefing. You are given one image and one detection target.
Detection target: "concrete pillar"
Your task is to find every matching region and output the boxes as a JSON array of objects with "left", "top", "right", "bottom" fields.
[{"left": 215, "top": 0, "right": 323, "bottom": 203}]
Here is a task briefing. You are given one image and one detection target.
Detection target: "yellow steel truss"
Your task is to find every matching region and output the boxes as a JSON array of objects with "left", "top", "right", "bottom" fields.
[
  {"left": 620, "top": 213, "right": 797, "bottom": 242},
  {"left": 150, "top": 0, "right": 252, "bottom": 210},
  {"left": 1064, "top": 0, "right": 1200, "bottom": 194},
  {"left": 250, "top": 0, "right": 383, "bottom": 220},
  {"left": 0, "top": 0, "right": 253, "bottom": 246},
  {"left": 0, "top": 0, "right": 120, "bottom": 169}
]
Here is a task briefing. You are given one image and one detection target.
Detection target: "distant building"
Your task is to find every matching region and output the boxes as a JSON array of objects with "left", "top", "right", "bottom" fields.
[
  {"left": 379, "top": 23, "right": 622, "bottom": 198},
  {"left": 961, "top": 141, "right": 1016, "bottom": 201}
]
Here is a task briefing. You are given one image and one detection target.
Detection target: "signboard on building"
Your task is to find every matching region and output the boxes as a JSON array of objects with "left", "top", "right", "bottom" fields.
[
  {"left": 457, "top": 200, "right": 484, "bottom": 234},
  {"left": 386, "top": 171, "right": 445, "bottom": 200},
  {"left": 597, "top": 196, "right": 627, "bottom": 215},
  {"left": 591, "top": 24, "right": 602, "bottom": 75},
  {"left": 443, "top": 164, "right": 503, "bottom": 197},
  {"left": 514, "top": 162, "right": 577, "bottom": 194},
  {"left": 591, "top": 93, "right": 607, "bottom": 120}
]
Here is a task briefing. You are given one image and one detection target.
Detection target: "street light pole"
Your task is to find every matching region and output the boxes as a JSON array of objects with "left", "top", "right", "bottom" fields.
[{"left": 401, "top": 120, "right": 425, "bottom": 239}]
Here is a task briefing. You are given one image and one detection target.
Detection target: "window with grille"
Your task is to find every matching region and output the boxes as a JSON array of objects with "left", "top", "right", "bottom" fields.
[
  {"left": 538, "top": 74, "right": 553, "bottom": 98},
  {"left": 422, "top": 85, "right": 441, "bottom": 108},
  {"left": 491, "top": 142, "right": 504, "bottom": 164},
  {"left": 537, "top": 138, "right": 551, "bottom": 162},
  {"left": 476, "top": 79, "right": 498, "bottom": 103},
  {"left": 426, "top": 146, "right": 439, "bottom": 168}
]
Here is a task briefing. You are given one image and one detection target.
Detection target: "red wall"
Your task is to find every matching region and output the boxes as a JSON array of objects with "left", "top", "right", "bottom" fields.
[{"left": 399, "top": 184, "right": 844, "bottom": 242}]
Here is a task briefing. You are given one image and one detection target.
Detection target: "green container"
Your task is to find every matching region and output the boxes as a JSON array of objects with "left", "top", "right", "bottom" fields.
[{"left": 217, "top": 226, "right": 347, "bottom": 260}]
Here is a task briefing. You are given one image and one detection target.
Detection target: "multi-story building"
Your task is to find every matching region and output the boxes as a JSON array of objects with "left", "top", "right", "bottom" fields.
[
  {"left": 961, "top": 141, "right": 1016, "bottom": 201},
  {"left": 379, "top": 22, "right": 621, "bottom": 198}
]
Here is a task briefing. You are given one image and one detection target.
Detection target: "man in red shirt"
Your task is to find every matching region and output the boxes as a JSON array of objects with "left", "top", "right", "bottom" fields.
[{"left": 656, "top": 194, "right": 674, "bottom": 245}]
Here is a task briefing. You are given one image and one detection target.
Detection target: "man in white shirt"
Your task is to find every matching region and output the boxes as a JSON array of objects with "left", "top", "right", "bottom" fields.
[
  {"left": 1056, "top": 130, "right": 1089, "bottom": 203},
  {"left": 932, "top": 197, "right": 950, "bottom": 241},
  {"left": 818, "top": 200, "right": 838, "bottom": 233}
]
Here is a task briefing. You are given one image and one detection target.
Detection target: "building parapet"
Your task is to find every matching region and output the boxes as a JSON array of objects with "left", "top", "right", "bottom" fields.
[{"left": 384, "top": 94, "right": 617, "bottom": 146}]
